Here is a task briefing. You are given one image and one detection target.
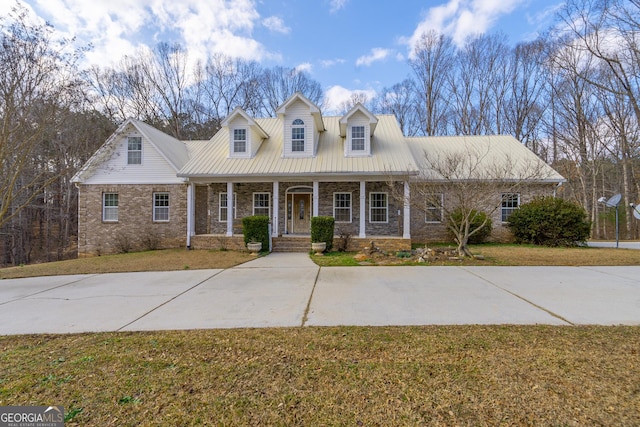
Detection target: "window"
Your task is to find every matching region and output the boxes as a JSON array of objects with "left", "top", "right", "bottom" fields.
[
  {"left": 292, "top": 119, "right": 305, "bottom": 152},
  {"left": 233, "top": 128, "right": 247, "bottom": 153},
  {"left": 334, "top": 193, "right": 352, "bottom": 223},
  {"left": 369, "top": 192, "right": 388, "bottom": 223},
  {"left": 127, "top": 136, "right": 142, "bottom": 164},
  {"left": 425, "top": 193, "right": 443, "bottom": 223},
  {"left": 219, "top": 192, "right": 237, "bottom": 222},
  {"left": 103, "top": 193, "right": 119, "bottom": 222},
  {"left": 351, "top": 126, "right": 365, "bottom": 151},
  {"left": 501, "top": 193, "right": 520, "bottom": 222},
  {"left": 253, "top": 192, "right": 270, "bottom": 216},
  {"left": 153, "top": 192, "right": 169, "bottom": 222}
]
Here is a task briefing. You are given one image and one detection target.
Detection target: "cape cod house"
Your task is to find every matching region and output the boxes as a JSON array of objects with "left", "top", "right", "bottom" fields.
[{"left": 72, "top": 93, "right": 564, "bottom": 256}]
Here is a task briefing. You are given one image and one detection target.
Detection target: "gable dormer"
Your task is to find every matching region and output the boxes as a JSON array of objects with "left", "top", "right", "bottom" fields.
[
  {"left": 340, "top": 103, "right": 378, "bottom": 157},
  {"left": 276, "top": 92, "right": 325, "bottom": 158},
  {"left": 222, "top": 107, "right": 268, "bottom": 158}
]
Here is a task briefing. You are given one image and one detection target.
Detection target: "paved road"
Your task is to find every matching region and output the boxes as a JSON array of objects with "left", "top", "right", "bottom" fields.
[{"left": 1, "top": 253, "right": 639, "bottom": 335}]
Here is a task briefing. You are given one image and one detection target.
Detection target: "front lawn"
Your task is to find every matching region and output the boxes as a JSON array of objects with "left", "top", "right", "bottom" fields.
[
  {"left": 1, "top": 326, "right": 638, "bottom": 425},
  {"left": 311, "top": 244, "right": 640, "bottom": 267}
]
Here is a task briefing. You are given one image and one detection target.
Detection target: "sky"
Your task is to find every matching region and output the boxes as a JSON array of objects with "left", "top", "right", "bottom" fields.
[{"left": 6, "top": 0, "right": 564, "bottom": 113}]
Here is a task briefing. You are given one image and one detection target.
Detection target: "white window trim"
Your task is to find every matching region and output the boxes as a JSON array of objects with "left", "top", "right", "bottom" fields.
[
  {"left": 291, "top": 119, "right": 305, "bottom": 153},
  {"left": 253, "top": 192, "right": 271, "bottom": 216},
  {"left": 501, "top": 193, "right": 520, "bottom": 223},
  {"left": 333, "top": 192, "right": 352, "bottom": 223},
  {"left": 218, "top": 192, "right": 237, "bottom": 222},
  {"left": 232, "top": 127, "right": 248, "bottom": 155},
  {"left": 425, "top": 193, "right": 444, "bottom": 223},
  {"left": 127, "top": 136, "right": 142, "bottom": 165},
  {"left": 369, "top": 192, "right": 388, "bottom": 224},
  {"left": 351, "top": 125, "right": 365, "bottom": 151},
  {"left": 102, "top": 193, "right": 118, "bottom": 222},
  {"left": 153, "top": 192, "right": 170, "bottom": 222}
]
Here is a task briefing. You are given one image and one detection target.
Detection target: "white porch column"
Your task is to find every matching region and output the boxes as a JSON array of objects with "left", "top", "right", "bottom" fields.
[
  {"left": 403, "top": 180, "right": 411, "bottom": 239},
  {"left": 272, "top": 181, "right": 279, "bottom": 237},
  {"left": 359, "top": 181, "right": 366, "bottom": 238},
  {"left": 226, "top": 181, "right": 234, "bottom": 237},
  {"left": 186, "top": 182, "right": 195, "bottom": 248},
  {"left": 312, "top": 181, "right": 319, "bottom": 217}
]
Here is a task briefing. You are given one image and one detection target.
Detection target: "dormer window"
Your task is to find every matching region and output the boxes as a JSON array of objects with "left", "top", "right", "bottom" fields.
[
  {"left": 351, "top": 126, "right": 365, "bottom": 151},
  {"left": 292, "top": 119, "right": 305, "bottom": 152},
  {"left": 233, "top": 128, "right": 247, "bottom": 154}
]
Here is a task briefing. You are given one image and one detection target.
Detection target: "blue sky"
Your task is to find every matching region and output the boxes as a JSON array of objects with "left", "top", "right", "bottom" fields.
[{"left": 8, "top": 0, "right": 563, "bottom": 112}]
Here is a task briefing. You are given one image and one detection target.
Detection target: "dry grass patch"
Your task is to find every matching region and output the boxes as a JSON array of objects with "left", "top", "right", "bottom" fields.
[
  {"left": 472, "top": 244, "right": 640, "bottom": 266},
  {"left": 0, "top": 249, "right": 253, "bottom": 279},
  {"left": 1, "top": 326, "right": 639, "bottom": 425}
]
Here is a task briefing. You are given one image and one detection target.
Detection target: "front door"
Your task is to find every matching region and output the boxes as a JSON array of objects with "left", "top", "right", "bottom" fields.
[{"left": 292, "top": 193, "right": 311, "bottom": 234}]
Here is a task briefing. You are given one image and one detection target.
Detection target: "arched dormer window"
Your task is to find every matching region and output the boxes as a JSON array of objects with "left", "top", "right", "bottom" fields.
[{"left": 291, "top": 119, "right": 305, "bottom": 152}]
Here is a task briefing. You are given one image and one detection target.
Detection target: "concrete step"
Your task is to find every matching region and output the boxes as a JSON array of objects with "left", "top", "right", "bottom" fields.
[{"left": 272, "top": 237, "right": 311, "bottom": 253}]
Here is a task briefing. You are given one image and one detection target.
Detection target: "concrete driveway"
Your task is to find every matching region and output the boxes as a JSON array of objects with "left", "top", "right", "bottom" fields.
[{"left": 1, "top": 253, "right": 639, "bottom": 335}]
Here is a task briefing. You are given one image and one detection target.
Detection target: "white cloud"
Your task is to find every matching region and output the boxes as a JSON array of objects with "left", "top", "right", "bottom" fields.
[
  {"left": 356, "top": 48, "right": 392, "bottom": 67},
  {"left": 320, "top": 58, "right": 346, "bottom": 68},
  {"left": 329, "top": 0, "right": 349, "bottom": 14},
  {"left": 406, "top": 0, "right": 526, "bottom": 54},
  {"left": 294, "top": 62, "right": 313, "bottom": 74},
  {"left": 20, "top": 0, "right": 278, "bottom": 70},
  {"left": 263, "top": 16, "right": 291, "bottom": 34},
  {"left": 323, "top": 85, "right": 376, "bottom": 114}
]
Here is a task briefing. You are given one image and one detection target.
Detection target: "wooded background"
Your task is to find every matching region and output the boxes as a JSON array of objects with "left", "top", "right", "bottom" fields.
[{"left": 1, "top": 0, "right": 638, "bottom": 266}]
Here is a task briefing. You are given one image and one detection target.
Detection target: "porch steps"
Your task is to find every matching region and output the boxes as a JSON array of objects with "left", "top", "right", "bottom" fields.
[{"left": 272, "top": 236, "right": 311, "bottom": 253}]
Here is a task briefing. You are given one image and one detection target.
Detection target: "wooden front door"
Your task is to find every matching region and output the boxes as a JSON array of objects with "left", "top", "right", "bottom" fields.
[{"left": 292, "top": 193, "right": 311, "bottom": 234}]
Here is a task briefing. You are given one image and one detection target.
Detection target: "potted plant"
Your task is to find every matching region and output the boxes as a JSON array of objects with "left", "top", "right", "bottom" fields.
[
  {"left": 311, "top": 241, "right": 326, "bottom": 255},
  {"left": 247, "top": 241, "right": 262, "bottom": 255}
]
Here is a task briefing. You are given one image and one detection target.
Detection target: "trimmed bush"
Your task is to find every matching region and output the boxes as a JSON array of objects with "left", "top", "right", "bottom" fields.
[
  {"left": 447, "top": 208, "right": 493, "bottom": 244},
  {"left": 242, "top": 215, "right": 270, "bottom": 251},
  {"left": 311, "top": 216, "right": 335, "bottom": 251},
  {"left": 507, "top": 196, "right": 591, "bottom": 246}
]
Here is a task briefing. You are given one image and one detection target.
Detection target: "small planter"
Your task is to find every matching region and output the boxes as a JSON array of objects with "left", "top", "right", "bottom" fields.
[
  {"left": 311, "top": 242, "right": 326, "bottom": 255},
  {"left": 247, "top": 242, "right": 262, "bottom": 256}
]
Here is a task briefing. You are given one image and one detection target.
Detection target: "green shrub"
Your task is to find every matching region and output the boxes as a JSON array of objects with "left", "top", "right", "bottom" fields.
[
  {"left": 311, "top": 216, "right": 335, "bottom": 251},
  {"left": 242, "top": 215, "right": 270, "bottom": 251},
  {"left": 507, "top": 196, "right": 591, "bottom": 246},
  {"left": 447, "top": 208, "right": 493, "bottom": 244}
]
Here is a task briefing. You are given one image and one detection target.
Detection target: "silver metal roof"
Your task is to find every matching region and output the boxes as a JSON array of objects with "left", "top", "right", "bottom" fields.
[{"left": 177, "top": 115, "right": 419, "bottom": 180}]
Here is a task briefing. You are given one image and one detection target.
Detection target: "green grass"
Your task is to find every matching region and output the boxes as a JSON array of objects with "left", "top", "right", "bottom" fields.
[
  {"left": 312, "top": 244, "right": 640, "bottom": 267},
  {"left": 1, "top": 326, "right": 639, "bottom": 425}
]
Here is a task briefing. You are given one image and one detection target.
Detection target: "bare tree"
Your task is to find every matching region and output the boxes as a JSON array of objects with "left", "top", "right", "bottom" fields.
[
  {"left": 0, "top": 4, "right": 85, "bottom": 233},
  {"left": 259, "top": 66, "right": 323, "bottom": 116},
  {"left": 390, "top": 140, "right": 556, "bottom": 257},
  {"left": 409, "top": 31, "right": 454, "bottom": 136},
  {"left": 374, "top": 79, "right": 421, "bottom": 136}
]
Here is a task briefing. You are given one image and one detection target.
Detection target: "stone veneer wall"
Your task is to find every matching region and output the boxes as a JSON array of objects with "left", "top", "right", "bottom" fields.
[
  {"left": 77, "top": 184, "right": 188, "bottom": 256},
  {"left": 200, "top": 181, "right": 404, "bottom": 238}
]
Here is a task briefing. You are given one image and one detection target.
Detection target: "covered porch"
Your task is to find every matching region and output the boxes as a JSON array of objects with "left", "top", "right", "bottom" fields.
[{"left": 185, "top": 179, "right": 412, "bottom": 252}]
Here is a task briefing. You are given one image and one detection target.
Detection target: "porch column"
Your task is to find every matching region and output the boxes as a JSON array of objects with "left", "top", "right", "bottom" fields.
[
  {"left": 403, "top": 181, "right": 411, "bottom": 239},
  {"left": 226, "top": 181, "right": 234, "bottom": 237},
  {"left": 186, "top": 182, "right": 195, "bottom": 248},
  {"left": 272, "top": 181, "right": 279, "bottom": 237},
  {"left": 312, "top": 181, "right": 319, "bottom": 217},
  {"left": 359, "top": 181, "right": 366, "bottom": 238}
]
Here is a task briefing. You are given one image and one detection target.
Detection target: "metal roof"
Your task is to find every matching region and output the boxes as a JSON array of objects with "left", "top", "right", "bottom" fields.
[
  {"left": 406, "top": 135, "right": 565, "bottom": 182},
  {"left": 177, "top": 115, "right": 419, "bottom": 180}
]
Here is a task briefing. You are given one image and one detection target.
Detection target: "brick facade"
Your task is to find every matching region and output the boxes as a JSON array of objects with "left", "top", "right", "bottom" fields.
[
  {"left": 77, "top": 184, "right": 188, "bottom": 256},
  {"left": 78, "top": 181, "right": 558, "bottom": 256}
]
